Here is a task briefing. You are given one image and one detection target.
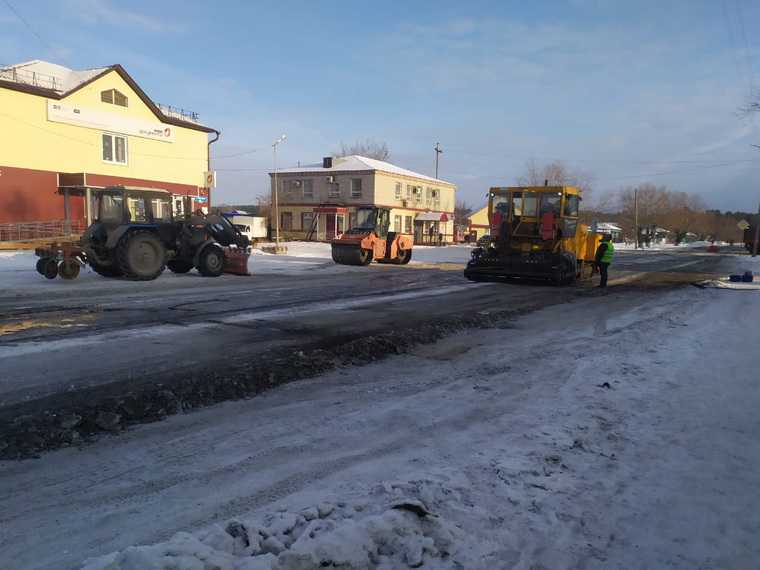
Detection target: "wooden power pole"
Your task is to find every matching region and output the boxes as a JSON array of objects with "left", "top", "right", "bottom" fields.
[{"left": 753, "top": 201, "right": 760, "bottom": 257}]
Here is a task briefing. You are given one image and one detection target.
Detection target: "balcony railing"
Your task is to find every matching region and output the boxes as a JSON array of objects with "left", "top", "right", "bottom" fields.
[
  {"left": 156, "top": 103, "right": 201, "bottom": 124},
  {"left": 0, "top": 65, "right": 61, "bottom": 91}
]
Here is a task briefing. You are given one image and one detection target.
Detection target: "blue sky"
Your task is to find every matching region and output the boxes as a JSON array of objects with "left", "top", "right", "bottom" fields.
[{"left": 2, "top": 0, "right": 759, "bottom": 211}]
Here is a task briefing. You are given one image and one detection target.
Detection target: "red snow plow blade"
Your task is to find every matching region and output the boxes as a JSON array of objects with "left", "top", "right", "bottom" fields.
[{"left": 223, "top": 247, "right": 251, "bottom": 276}]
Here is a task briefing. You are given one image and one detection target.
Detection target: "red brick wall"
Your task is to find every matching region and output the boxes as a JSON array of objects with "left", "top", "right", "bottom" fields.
[
  {"left": 0, "top": 165, "right": 203, "bottom": 224},
  {"left": 0, "top": 165, "right": 84, "bottom": 223}
]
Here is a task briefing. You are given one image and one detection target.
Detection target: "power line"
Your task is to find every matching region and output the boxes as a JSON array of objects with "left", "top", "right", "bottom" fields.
[
  {"left": 2, "top": 0, "right": 54, "bottom": 50},
  {"left": 429, "top": 144, "right": 759, "bottom": 166},
  {"left": 214, "top": 148, "right": 264, "bottom": 159}
]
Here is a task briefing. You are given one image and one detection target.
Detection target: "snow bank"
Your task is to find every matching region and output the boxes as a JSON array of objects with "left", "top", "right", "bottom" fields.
[
  {"left": 615, "top": 240, "right": 727, "bottom": 251},
  {"left": 82, "top": 480, "right": 480, "bottom": 570},
  {"left": 254, "top": 241, "right": 334, "bottom": 260},
  {"left": 255, "top": 241, "right": 474, "bottom": 264},
  {"left": 695, "top": 279, "right": 760, "bottom": 290}
]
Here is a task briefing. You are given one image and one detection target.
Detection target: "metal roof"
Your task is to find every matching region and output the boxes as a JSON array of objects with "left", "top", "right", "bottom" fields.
[{"left": 274, "top": 155, "right": 455, "bottom": 186}]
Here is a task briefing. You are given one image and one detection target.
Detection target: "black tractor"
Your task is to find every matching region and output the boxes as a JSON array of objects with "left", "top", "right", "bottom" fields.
[{"left": 79, "top": 186, "right": 249, "bottom": 280}]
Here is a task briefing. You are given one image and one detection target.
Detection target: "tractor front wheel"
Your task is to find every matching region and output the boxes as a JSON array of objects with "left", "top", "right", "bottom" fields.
[
  {"left": 59, "top": 259, "right": 80, "bottom": 280},
  {"left": 117, "top": 230, "right": 166, "bottom": 281},
  {"left": 197, "top": 245, "right": 225, "bottom": 277}
]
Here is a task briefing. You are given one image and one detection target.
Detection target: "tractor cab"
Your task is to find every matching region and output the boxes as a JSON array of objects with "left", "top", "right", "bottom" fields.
[{"left": 93, "top": 186, "right": 173, "bottom": 227}]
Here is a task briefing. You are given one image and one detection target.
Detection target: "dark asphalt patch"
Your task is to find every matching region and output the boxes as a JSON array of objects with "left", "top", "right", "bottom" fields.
[{"left": 0, "top": 278, "right": 693, "bottom": 460}]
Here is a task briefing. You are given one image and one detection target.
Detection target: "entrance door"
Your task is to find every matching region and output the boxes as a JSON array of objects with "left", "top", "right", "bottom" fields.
[{"left": 326, "top": 214, "right": 336, "bottom": 239}]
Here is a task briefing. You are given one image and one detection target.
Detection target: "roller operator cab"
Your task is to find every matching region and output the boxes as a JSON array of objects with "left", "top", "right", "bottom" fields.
[
  {"left": 464, "top": 186, "right": 600, "bottom": 284},
  {"left": 330, "top": 206, "right": 413, "bottom": 266}
]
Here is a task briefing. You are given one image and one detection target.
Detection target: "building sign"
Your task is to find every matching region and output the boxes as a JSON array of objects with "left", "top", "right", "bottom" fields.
[
  {"left": 202, "top": 171, "right": 216, "bottom": 188},
  {"left": 47, "top": 101, "right": 175, "bottom": 143}
]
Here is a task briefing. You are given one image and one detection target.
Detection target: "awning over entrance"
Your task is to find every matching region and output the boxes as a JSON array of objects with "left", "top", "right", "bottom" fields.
[
  {"left": 314, "top": 206, "right": 348, "bottom": 214},
  {"left": 415, "top": 211, "right": 449, "bottom": 222}
]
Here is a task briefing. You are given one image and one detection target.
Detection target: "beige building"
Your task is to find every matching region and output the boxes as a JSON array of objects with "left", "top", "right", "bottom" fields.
[{"left": 269, "top": 155, "right": 456, "bottom": 244}]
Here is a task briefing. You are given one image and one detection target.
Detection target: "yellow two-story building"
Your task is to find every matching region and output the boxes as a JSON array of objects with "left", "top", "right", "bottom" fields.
[
  {"left": 270, "top": 155, "right": 457, "bottom": 244},
  {"left": 0, "top": 60, "right": 218, "bottom": 232}
]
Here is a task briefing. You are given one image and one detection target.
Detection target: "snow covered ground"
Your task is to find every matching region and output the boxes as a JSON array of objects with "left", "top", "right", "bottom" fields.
[
  {"left": 0, "top": 243, "right": 475, "bottom": 294},
  {"left": 614, "top": 240, "right": 726, "bottom": 251},
  {"left": 2, "top": 284, "right": 759, "bottom": 569}
]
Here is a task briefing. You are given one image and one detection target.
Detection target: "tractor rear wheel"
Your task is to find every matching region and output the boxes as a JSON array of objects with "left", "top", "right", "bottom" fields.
[
  {"left": 59, "top": 259, "right": 80, "bottom": 280},
  {"left": 35, "top": 258, "right": 46, "bottom": 275},
  {"left": 197, "top": 245, "right": 225, "bottom": 277},
  {"left": 167, "top": 259, "right": 194, "bottom": 274},
  {"left": 117, "top": 230, "right": 166, "bottom": 281}
]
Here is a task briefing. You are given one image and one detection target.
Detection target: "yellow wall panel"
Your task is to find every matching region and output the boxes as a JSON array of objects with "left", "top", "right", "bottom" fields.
[{"left": 0, "top": 70, "right": 209, "bottom": 187}]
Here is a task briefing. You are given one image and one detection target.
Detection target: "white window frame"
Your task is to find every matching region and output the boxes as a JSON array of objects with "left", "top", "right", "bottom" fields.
[
  {"left": 395, "top": 182, "right": 402, "bottom": 200},
  {"left": 394, "top": 214, "right": 402, "bottom": 232},
  {"left": 328, "top": 181, "right": 341, "bottom": 198},
  {"left": 102, "top": 132, "right": 128, "bottom": 165}
]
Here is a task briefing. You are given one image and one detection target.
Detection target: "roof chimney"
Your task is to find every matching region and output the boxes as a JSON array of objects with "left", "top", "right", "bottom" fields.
[{"left": 323, "top": 157, "right": 333, "bottom": 169}]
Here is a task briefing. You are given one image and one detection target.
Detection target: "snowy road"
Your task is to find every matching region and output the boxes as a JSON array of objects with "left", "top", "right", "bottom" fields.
[{"left": 1, "top": 277, "right": 758, "bottom": 569}]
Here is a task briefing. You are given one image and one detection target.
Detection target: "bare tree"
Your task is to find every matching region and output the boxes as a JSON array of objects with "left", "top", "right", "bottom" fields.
[
  {"left": 255, "top": 194, "right": 271, "bottom": 221},
  {"left": 454, "top": 200, "right": 473, "bottom": 227},
  {"left": 517, "top": 159, "right": 594, "bottom": 201},
  {"left": 335, "top": 139, "right": 390, "bottom": 161}
]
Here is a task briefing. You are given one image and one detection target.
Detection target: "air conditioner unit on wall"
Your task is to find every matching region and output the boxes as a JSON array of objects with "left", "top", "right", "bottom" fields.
[{"left": 401, "top": 200, "right": 408, "bottom": 207}]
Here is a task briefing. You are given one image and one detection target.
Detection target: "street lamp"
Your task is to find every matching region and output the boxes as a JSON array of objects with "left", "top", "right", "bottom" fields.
[{"left": 271, "top": 134, "right": 287, "bottom": 253}]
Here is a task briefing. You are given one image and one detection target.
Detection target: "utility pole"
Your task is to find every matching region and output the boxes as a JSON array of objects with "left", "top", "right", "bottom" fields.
[
  {"left": 634, "top": 188, "right": 639, "bottom": 249},
  {"left": 753, "top": 201, "right": 760, "bottom": 257},
  {"left": 434, "top": 142, "right": 443, "bottom": 179},
  {"left": 268, "top": 134, "right": 287, "bottom": 254}
]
